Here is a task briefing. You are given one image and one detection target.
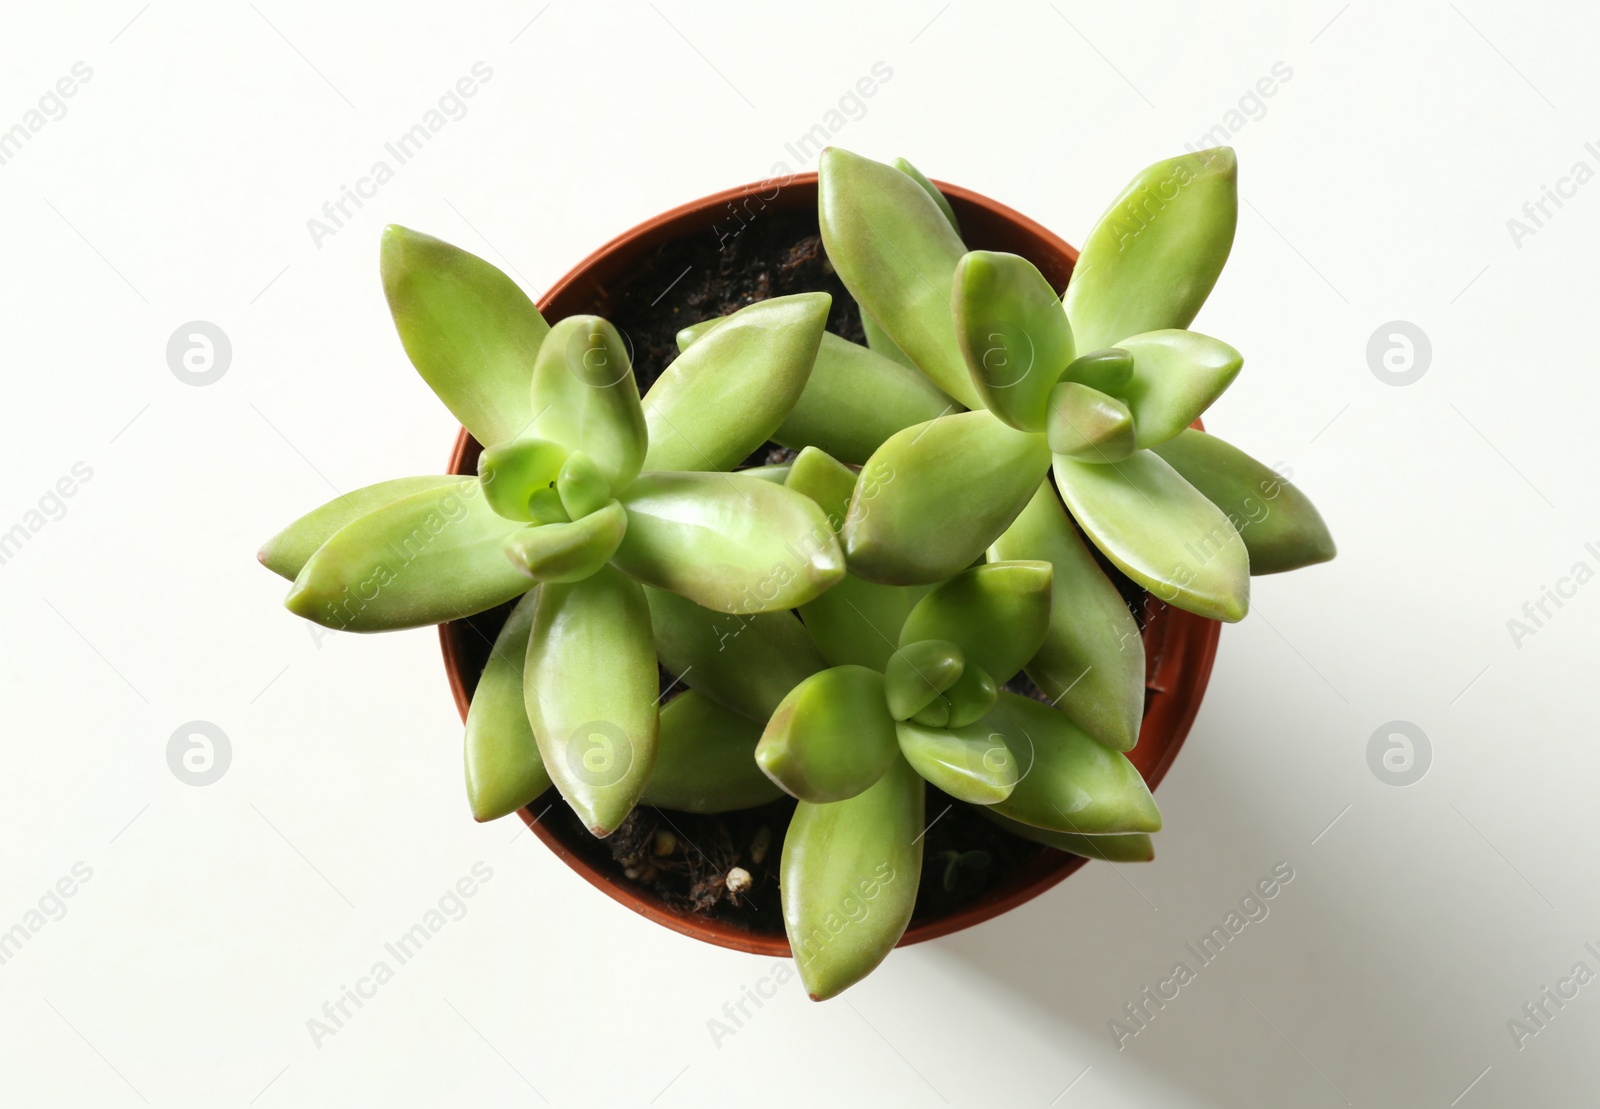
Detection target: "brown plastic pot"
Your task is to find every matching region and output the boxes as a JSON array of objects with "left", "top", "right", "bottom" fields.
[{"left": 441, "top": 171, "right": 1220, "bottom": 956}]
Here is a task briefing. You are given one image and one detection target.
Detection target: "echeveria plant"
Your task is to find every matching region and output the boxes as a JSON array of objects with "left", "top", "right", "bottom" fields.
[{"left": 260, "top": 147, "right": 1336, "bottom": 1002}]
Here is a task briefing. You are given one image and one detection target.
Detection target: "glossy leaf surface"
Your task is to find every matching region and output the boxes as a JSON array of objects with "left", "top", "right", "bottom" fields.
[
  {"left": 895, "top": 717, "right": 1018, "bottom": 804},
  {"left": 478, "top": 438, "right": 570, "bottom": 522},
  {"left": 502, "top": 501, "right": 627, "bottom": 583},
  {"left": 259, "top": 476, "right": 460, "bottom": 581},
  {"left": 645, "top": 586, "right": 824, "bottom": 721},
  {"left": 782, "top": 756, "right": 923, "bottom": 1000},
  {"left": 818, "top": 147, "right": 979, "bottom": 408},
  {"left": 679, "top": 323, "right": 952, "bottom": 465},
  {"left": 525, "top": 315, "right": 648, "bottom": 491},
  {"left": 1060, "top": 347, "right": 1134, "bottom": 395},
  {"left": 989, "top": 483, "right": 1144, "bottom": 751},
  {"left": 1119, "top": 330, "right": 1243, "bottom": 448},
  {"left": 897, "top": 561, "right": 1054, "bottom": 684},
  {"left": 643, "top": 293, "right": 828, "bottom": 471},
  {"left": 1046, "top": 382, "right": 1136, "bottom": 463},
  {"left": 953, "top": 250, "right": 1075, "bottom": 431},
  {"left": 641, "top": 691, "right": 784, "bottom": 813},
  {"left": 842, "top": 411, "right": 1050, "bottom": 584},
  {"left": 985, "top": 693, "right": 1161, "bottom": 834},
  {"left": 756, "top": 666, "right": 900, "bottom": 803},
  {"left": 1064, "top": 148, "right": 1238, "bottom": 351},
  {"left": 556, "top": 450, "right": 612, "bottom": 520},
  {"left": 884, "top": 640, "right": 965, "bottom": 721},
  {"left": 800, "top": 576, "right": 923, "bottom": 672},
  {"left": 380, "top": 225, "right": 548, "bottom": 448},
  {"left": 286, "top": 480, "right": 530, "bottom": 631},
  {"left": 614, "top": 472, "right": 843, "bottom": 613},
  {"left": 860, "top": 311, "right": 917, "bottom": 370},
  {"left": 523, "top": 565, "right": 657, "bottom": 836},
  {"left": 464, "top": 590, "right": 551, "bottom": 821},
  {"left": 892, "top": 157, "right": 960, "bottom": 233},
  {"left": 1053, "top": 451, "right": 1250, "bottom": 622},
  {"left": 1151, "top": 429, "right": 1336, "bottom": 574},
  {"left": 783, "top": 446, "right": 858, "bottom": 530},
  {"left": 975, "top": 808, "right": 1155, "bottom": 862}
]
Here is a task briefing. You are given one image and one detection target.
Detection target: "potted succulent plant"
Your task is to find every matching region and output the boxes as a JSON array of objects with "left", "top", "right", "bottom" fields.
[{"left": 261, "top": 146, "right": 1334, "bottom": 1000}]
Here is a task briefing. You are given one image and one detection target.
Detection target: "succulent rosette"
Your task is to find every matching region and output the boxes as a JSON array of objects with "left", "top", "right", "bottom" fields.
[{"left": 259, "top": 148, "right": 1336, "bottom": 1001}]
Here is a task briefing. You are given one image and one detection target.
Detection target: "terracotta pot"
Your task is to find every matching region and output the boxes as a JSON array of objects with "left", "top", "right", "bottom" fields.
[{"left": 441, "top": 172, "right": 1221, "bottom": 956}]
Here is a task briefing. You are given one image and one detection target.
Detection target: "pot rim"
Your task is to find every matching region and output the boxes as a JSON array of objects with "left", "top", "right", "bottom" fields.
[{"left": 440, "top": 170, "right": 1220, "bottom": 957}]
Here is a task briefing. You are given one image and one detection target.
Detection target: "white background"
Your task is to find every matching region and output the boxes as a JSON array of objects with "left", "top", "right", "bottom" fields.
[{"left": 2, "top": 1, "right": 1596, "bottom": 1105}]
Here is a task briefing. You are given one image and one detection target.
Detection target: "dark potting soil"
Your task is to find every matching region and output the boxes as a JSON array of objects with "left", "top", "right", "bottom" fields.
[{"left": 455, "top": 207, "right": 1160, "bottom": 937}]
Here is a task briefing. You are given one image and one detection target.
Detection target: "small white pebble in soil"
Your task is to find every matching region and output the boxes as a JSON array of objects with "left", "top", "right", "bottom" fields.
[
  {"left": 725, "top": 866, "right": 753, "bottom": 897},
  {"left": 653, "top": 831, "right": 678, "bottom": 857}
]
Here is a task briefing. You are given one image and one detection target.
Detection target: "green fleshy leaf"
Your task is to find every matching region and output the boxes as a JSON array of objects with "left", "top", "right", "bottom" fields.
[
  {"left": 643, "top": 293, "right": 828, "bottom": 471},
  {"left": 895, "top": 718, "right": 1017, "bottom": 804},
  {"left": 641, "top": 691, "right": 784, "bottom": 813},
  {"left": 503, "top": 501, "right": 627, "bottom": 583},
  {"left": 784, "top": 446, "right": 858, "bottom": 530},
  {"left": 380, "top": 225, "right": 549, "bottom": 448},
  {"left": 1151, "top": 429, "right": 1336, "bottom": 574},
  {"left": 861, "top": 311, "right": 918, "bottom": 370},
  {"left": 1053, "top": 451, "right": 1250, "bottom": 622},
  {"left": 893, "top": 157, "right": 960, "bottom": 234},
  {"left": 985, "top": 693, "right": 1161, "bottom": 834},
  {"left": 523, "top": 565, "right": 657, "bottom": 837},
  {"left": 464, "top": 590, "right": 551, "bottom": 821},
  {"left": 678, "top": 325, "right": 952, "bottom": 466},
  {"left": 897, "top": 561, "right": 1053, "bottom": 684},
  {"left": 1060, "top": 347, "right": 1134, "bottom": 394},
  {"left": 782, "top": 756, "right": 923, "bottom": 1000},
  {"left": 613, "top": 472, "right": 843, "bottom": 613},
  {"left": 285, "top": 480, "right": 531, "bottom": 631},
  {"left": 1046, "top": 381, "right": 1136, "bottom": 463},
  {"left": 644, "top": 586, "right": 824, "bottom": 721},
  {"left": 800, "top": 577, "right": 924, "bottom": 672},
  {"left": 1064, "top": 148, "right": 1238, "bottom": 351},
  {"left": 974, "top": 807, "right": 1154, "bottom": 862},
  {"left": 842, "top": 411, "right": 1050, "bottom": 584},
  {"left": 940, "top": 664, "right": 998, "bottom": 728},
  {"left": 952, "top": 251, "right": 1075, "bottom": 432},
  {"left": 989, "top": 483, "right": 1144, "bottom": 751},
  {"left": 259, "top": 476, "right": 460, "bottom": 580},
  {"left": 818, "top": 147, "right": 979, "bottom": 409},
  {"left": 526, "top": 315, "right": 648, "bottom": 491},
  {"left": 756, "top": 666, "right": 900, "bottom": 803},
  {"left": 528, "top": 491, "right": 570, "bottom": 525},
  {"left": 739, "top": 463, "right": 792, "bottom": 484},
  {"left": 884, "top": 640, "right": 965, "bottom": 721},
  {"left": 556, "top": 450, "right": 611, "bottom": 520},
  {"left": 478, "top": 438, "right": 570, "bottom": 522},
  {"left": 1119, "top": 330, "right": 1243, "bottom": 448}
]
